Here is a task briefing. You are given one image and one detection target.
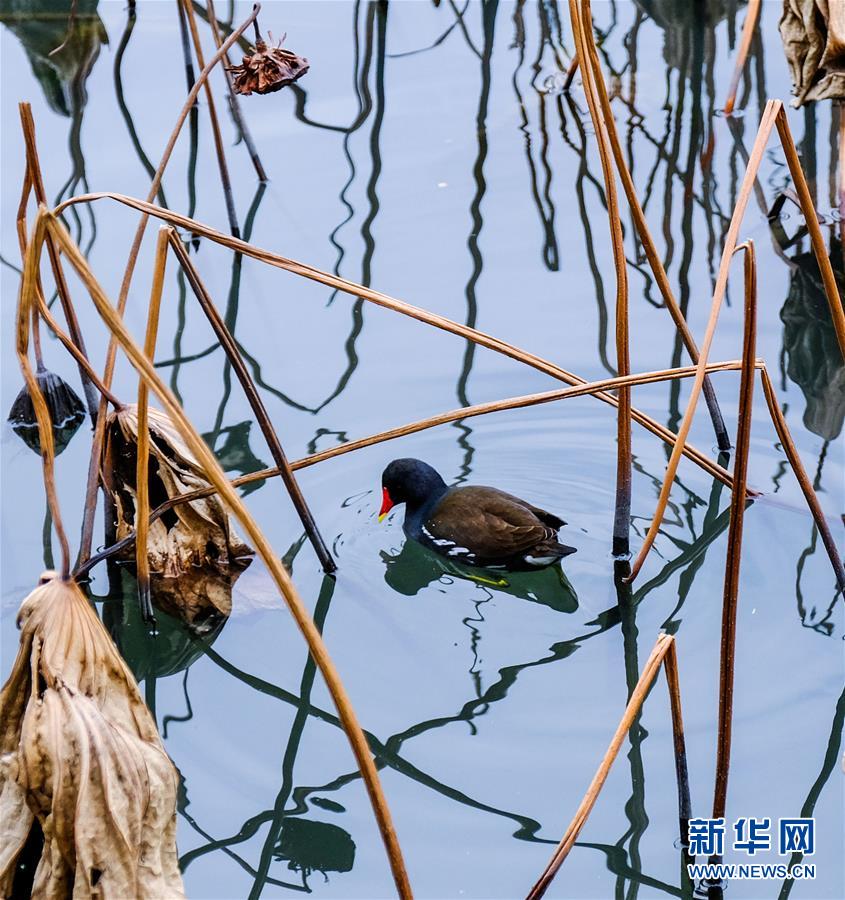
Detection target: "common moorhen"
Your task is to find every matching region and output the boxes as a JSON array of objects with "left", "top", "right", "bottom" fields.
[{"left": 379, "top": 458, "right": 576, "bottom": 570}]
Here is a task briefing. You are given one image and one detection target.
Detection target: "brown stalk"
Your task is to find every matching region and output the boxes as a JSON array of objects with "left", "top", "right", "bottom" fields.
[
  {"left": 55, "top": 192, "right": 737, "bottom": 489},
  {"left": 711, "top": 241, "right": 758, "bottom": 836},
  {"left": 76, "top": 360, "right": 752, "bottom": 589},
  {"left": 15, "top": 214, "right": 71, "bottom": 579},
  {"left": 724, "top": 0, "right": 761, "bottom": 115},
  {"left": 180, "top": 0, "right": 241, "bottom": 236},
  {"left": 45, "top": 209, "right": 412, "bottom": 898},
  {"left": 663, "top": 638, "right": 691, "bottom": 847},
  {"left": 575, "top": 2, "right": 730, "bottom": 449},
  {"left": 205, "top": 0, "right": 268, "bottom": 181},
  {"left": 626, "top": 101, "right": 780, "bottom": 583},
  {"left": 527, "top": 633, "right": 681, "bottom": 900},
  {"left": 570, "top": 0, "right": 631, "bottom": 557},
  {"left": 18, "top": 103, "right": 99, "bottom": 422},
  {"left": 135, "top": 228, "right": 172, "bottom": 624},
  {"left": 167, "top": 232, "right": 336, "bottom": 573},
  {"left": 32, "top": 295, "right": 122, "bottom": 410},
  {"left": 76, "top": 4, "right": 260, "bottom": 565},
  {"left": 774, "top": 105, "right": 845, "bottom": 359},
  {"left": 759, "top": 368, "right": 845, "bottom": 590}
]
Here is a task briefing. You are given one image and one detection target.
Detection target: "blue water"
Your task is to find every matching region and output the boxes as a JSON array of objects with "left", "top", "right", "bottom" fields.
[{"left": 1, "top": 1, "right": 843, "bottom": 898}]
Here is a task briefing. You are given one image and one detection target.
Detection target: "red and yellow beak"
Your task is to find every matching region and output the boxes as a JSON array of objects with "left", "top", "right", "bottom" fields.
[{"left": 378, "top": 487, "right": 394, "bottom": 522}]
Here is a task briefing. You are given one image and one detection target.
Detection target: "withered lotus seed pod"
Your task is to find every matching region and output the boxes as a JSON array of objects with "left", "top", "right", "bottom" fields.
[
  {"left": 7, "top": 366, "right": 86, "bottom": 455},
  {"left": 228, "top": 31, "right": 309, "bottom": 95}
]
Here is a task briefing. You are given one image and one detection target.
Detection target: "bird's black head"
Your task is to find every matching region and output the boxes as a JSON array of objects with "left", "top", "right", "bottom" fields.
[{"left": 379, "top": 458, "right": 447, "bottom": 519}]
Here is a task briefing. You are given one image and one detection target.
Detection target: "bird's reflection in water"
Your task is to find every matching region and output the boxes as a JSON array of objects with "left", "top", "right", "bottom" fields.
[{"left": 380, "top": 539, "right": 578, "bottom": 615}]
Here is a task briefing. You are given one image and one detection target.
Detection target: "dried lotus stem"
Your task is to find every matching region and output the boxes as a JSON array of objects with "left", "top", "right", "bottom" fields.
[
  {"left": 712, "top": 241, "right": 758, "bottom": 833},
  {"left": 570, "top": 0, "right": 631, "bottom": 557},
  {"left": 168, "top": 232, "right": 336, "bottom": 573},
  {"left": 205, "top": 0, "right": 268, "bottom": 181},
  {"left": 135, "top": 227, "right": 171, "bottom": 624},
  {"left": 180, "top": 0, "right": 240, "bottom": 236},
  {"left": 626, "top": 101, "right": 779, "bottom": 582},
  {"left": 77, "top": 4, "right": 260, "bottom": 566},
  {"left": 76, "top": 360, "right": 752, "bottom": 579},
  {"left": 46, "top": 210, "right": 411, "bottom": 899},
  {"left": 15, "top": 214, "right": 71, "bottom": 579},
  {"left": 575, "top": 1, "right": 730, "bottom": 449},
  {"left": 775, "top": 104, "right": 845, "bottom": 359},
  {"left": 56, "top": 192, "right": 736, "bottom": 488},
  {"left": 527, "top": 633, "right": 683, "bottom": 899},
  {"left": 724, "top": 0, "right": 761, "bottom": 115},
  {"left": 18, "top": 103, "right": 99, "bottom": 422}
]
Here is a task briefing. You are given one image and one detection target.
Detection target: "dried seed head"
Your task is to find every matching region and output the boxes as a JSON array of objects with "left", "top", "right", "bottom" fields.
[
  {"left": 228, "top": 34, "right": 309, "bottom": 96},
  {"left": 7, "top": 368, "right": 86, "bottom": 455}
]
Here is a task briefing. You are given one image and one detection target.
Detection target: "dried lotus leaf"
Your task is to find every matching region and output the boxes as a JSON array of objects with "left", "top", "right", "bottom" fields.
[
  {"left": 780, "top": 0, "right": 845, "bottom": 104},
  {"left": 103, "top": 403, "right": 253, "bottom": 582},
  {"left": 228, "top": 36, "right": 309, "bottom": 95},
  {"left": 0, "top": 574, "right": 184, "bottom": 898}
]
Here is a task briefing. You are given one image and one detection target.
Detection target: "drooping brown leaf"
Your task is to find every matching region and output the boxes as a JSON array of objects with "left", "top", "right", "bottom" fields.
[
  {"left": 0, "top": 573, "right": 185, "bottom": 898},
  {"left": 780, "top": 0, "right": 845, "bottom": 104},
  {"left": 102, "top": 404, "right": 253, "bottom": 626},
  {"left": 228, "top": 36, "right": 309, "bottom": 95}
]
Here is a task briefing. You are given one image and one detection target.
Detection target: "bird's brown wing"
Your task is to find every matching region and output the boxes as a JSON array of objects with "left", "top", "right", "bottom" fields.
[{"left": 425, "top": 486, "right": 559, "bottom": 560}]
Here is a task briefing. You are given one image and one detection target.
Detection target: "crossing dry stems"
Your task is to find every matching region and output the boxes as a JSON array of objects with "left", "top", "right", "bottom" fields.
[
  {"left": 9, "top": 9, "right": 845, "bottom": 896},
  {"left": 54, "top": 191, "right": 737, "bottom": 490},
  {"left": 27, "top": 208, "right": 413, "bottom": 899},
  {"left": 135, "top": 228, "right": 172, "bottom": 624},
  {"left": 568, "top": 0, "right": 632, "bottom": 556},
  {"left": 78, "top": 3, "right": 261, "bottom": 566},
  {"left": 712, "top": 241, "right": 758, "bottom": 837},
  {"left": 572, "top": 0, "right": 731, "bottom": 452},
  {"left": 75, "top": 359, "right": 752, "bottom": 578},
  {"left": 627, "top": 99, "right": 845, "bottom": 584},
  {"left": 167, "top": 230, "right": 336, "bottom": 573},
  {"left": 526, "top": 633, "right": 689, "bottom": 899}
]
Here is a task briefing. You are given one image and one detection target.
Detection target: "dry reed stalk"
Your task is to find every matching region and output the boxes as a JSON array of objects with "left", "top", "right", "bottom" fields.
[
  {"left": 663, "top": 638, "right": 691, "bottom": 847},
  {"left": 575, "top": 0, "right": 730, "bottom": 449},
  {"left": 32, "top": 294, "right": 122, "bottom": 409},
  {"left": 180, "top": 0, "right": 241, "bottom": 236},
  {"left": 56, "top": 192, "right": 736, "bottom": 488},
  {"left": 724, "top": 0, "right": 761, "bottom": 115},
  {"left": 76, "top": 5, "right": 260, "bottom": 565},
  {"left": 205, "top": 0, "right": 268, "bottom": 181},
  {"left": 626, "top": 101, "right": 780, "bottom": 582},
  {"left": 527, "top": 633, "right": 681, "bottom": 899},
  {"left": 774, "top": 105, "right": 845, "bottom": 359},
  {"left": 570, "top": 0, "right": 632, "bottom": 557},
  {"left": 15, "top": 214, "right": 71, "bottom": 579},
  {"left": 44, "top": 210, "right": 412, "bottom": 899},
  {"left": 134, "top": 228, "right": 171, "bottom": 624},
  {"left": 18, "top": 103, "right": 99, "bottom": 422},
  {"left": 758, "top": 368, "right": 845, "bottom": 589},
  {"left": 711, "top": 242, "right": 757, "bottom": 835},
  {"left": 167, "top": 232, "right": 336, "bottom": 573},
  {"left": 75, "top": 360, "right": 753, "bottom": 577}
]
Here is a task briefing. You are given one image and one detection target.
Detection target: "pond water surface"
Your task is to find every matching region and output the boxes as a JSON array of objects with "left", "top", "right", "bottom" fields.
[{"left": 1, "top": 1, "right": 843, "bottom": 898}]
